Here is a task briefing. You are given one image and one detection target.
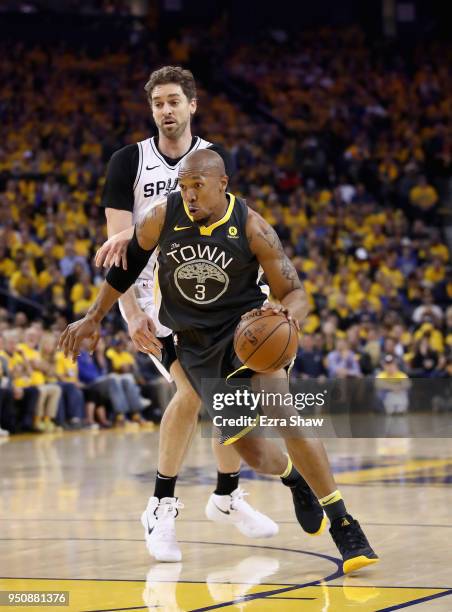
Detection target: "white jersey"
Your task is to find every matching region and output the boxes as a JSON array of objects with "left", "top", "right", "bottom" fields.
[
  {"left": 119, "top": 136, "right": 213, "bottom": 337},
  {"left": 132, "top": 135, "right": 213, "bottom": 283}
]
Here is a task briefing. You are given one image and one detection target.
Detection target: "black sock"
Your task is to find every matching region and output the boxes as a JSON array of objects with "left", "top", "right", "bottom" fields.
[
  {"left": 281, "top": 465, "right": 302, "bottom": 487},
  {"left": 214, "top": 470, "right": 240, "bottom": 495},
  {"left": 154, "top": 471, "right": 177, "bottom": 499},
  {"left": 319, "top": 490, "right": 348, "bottom": 523},
  {"left": 323, "top": 499, "right": 348, "bottom": 523}
]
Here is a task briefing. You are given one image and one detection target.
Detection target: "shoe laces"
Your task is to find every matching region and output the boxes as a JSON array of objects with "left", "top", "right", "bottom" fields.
[
  {"left": 230, "top": 486, "right": 250, "bottom": 511},
  {"left": 154, "top": 498, "right": 184, "bottom": 521},
  {"left": 334, "top": 519, "right": 368, "bottom": 551}
]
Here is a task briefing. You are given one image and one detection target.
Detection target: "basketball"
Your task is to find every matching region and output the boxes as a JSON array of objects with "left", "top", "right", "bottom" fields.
[{"left": 234, "top": 309, "right": 298, "bottom": 373}]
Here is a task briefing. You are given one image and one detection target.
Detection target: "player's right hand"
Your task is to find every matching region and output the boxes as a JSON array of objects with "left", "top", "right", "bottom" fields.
[
  {"left": 128, "top": 311, "right": 163, "bottom": 358},
  {"left": 58, "top": 316, "right": 101, "bottom": 360},
  {"left": 95, "top": 235, "right": 130, "bottom": 270}
]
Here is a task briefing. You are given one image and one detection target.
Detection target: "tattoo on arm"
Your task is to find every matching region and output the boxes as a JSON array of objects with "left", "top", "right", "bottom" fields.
[
  {"left": 136, "top": 202, "right": 165, "bottom": 247},
  {"left": 256, "top": 223, "right": 301, "bottom": 291}
]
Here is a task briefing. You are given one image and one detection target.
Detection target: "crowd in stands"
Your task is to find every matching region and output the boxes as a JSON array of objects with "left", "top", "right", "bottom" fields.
[
  {"left": 0, "top": 312, "right": 159, "bottom": 435},
  {"left": 1, "top": 25, "right": 452, "bottom": 434}
]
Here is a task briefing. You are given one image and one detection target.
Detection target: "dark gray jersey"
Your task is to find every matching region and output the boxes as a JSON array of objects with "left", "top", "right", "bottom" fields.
[{"left": 157, "top": 191, "right": 266, "bottom": 332}]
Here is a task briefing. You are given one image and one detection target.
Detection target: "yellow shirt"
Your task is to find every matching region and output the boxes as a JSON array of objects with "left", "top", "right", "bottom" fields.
[
  {"left": 105, "top": 348, "right": 135, "bottom": 372},
  {"left": 376, "top": 370, "right": 409, "bottom": 391},
  {"left": 70, "top": 283, "right": 98, "bottom": 303},
  {"left": 302, "top": 313, "right": 320, "bottom": 334},
  {"left": 409, "top": 185, "right": 438, "bottom": 210},
  {"left": 424, "top": 265, "right": 445, "bottom": 284},
  {"left": 376, "top": 370, "right": 408, "bottom": 380},
  {"left": 10, "top": 271, "right": 37, "bottom": 296},
  {"left": 38, "top": 269, "right": 53, "bottom": 290},
  {"left": 413, "top": 326, "right": 444, "bottom": 353},
  {"left": 13, "top": 376, "right": 33, "bottom": 388},
  {"left": 431, "top": 243, "right": 449, "bottom": 262},
  {"left": 55, "top": 351, "right": 78, "bottom": 382},
  {"left": 16, "top": 343, "right": 40, "bottom": 361},
  {"left": 363, "top": 232, "right": 387, "bottom": 251},
  {"left": 73, "top": 298, "right": 94, "bottom": 315},
  {"left": 0, "top": 257, "right": 16, "bottom": 278},
  {"left": 16, "top": 344, "right": 46, "bottom": 385},
  {"left": 379, "top": 265, "right": 404, "bottom": 289}
]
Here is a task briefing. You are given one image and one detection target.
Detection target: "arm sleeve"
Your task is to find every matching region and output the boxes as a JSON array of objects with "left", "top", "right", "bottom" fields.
[
  {"left": 100, "top": 144, "right": 139, "bottom": 212},
  {"left": 208, "top": 143, "right": 236, "bottom": 179},
  {"left": 106, "top": 228, "right": 155, "bottom": 294}
]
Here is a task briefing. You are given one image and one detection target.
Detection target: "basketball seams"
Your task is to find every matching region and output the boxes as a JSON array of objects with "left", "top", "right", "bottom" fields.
[
  {"left": 234, "top": 311, "right": 298, "bottom": 373},
  {"left": 233, "top": 315, "right": 268, "bottom": 352},
  {"left": 261, "top": 320, "right": 294, "bottom": 372},
  {"left": 238, "top": 320, "right": 287, "bottom": 366}
]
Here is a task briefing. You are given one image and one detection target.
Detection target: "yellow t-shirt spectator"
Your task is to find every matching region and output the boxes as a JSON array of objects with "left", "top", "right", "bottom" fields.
[
  {"left": 376, "top": 370, "right": 408, "bottom": 381},
  {"left": 409, "top": 183, "right": 438, "bottom": 210},
  {"left": 16, "top": 343, "right": 46, "bottom": 385},
  {"left": 424, "top": 264, "right": 445, "bottom": 284},
  {"left": 70, "top": 283, "right": 98, "bottom": 304},
  {"left": 105, "top": 348, "right": 135, "bottom": 372},
  {"left": 10, "top": 269, "right": 38, "bottom": 297},
  {"left": 55, "top": 351, "right": 78, "bottom": 383},
  {"left": 379, "top": 264, "right": 404, "bottom": 289},
  {"left": 430, "top": 243, "right": 449, "bottom": 262},
  {"left": 0, "top": 256, "right": 16, "bottom": 278},
  {"left": 13, "top": 375, "right": 33, "bottom": 388}
]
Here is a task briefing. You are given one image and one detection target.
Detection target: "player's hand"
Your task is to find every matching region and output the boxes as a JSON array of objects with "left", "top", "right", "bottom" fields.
[
  {"left": 95, "top": 235, "right": 130, "bottom": 270},
  {"left": 128, "top": 311, "right": 163, "bottom": 358},
  {"left": 58, "top": 316, "right": 101, "bottom": 360},
  {"left": 243, "top": 303, "right": 300, "bottom": 330}
]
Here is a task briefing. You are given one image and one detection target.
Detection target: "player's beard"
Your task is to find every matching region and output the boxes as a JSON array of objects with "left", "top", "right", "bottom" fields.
[{"left": 160, "top": 116, "right": 189, "bottom": 140}]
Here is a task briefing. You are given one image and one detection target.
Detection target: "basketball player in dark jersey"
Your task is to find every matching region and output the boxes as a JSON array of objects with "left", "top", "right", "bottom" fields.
[
  {"left": 101, "top": 66, "right": 281, "bottom": 562},
  {"left": 60, "top": 149, "right": 379, "bottom": 574}
]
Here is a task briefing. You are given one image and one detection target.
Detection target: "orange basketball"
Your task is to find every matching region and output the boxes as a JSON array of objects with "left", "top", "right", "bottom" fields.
[{"left": 234, "top": 309, "right": 298, "bottom": 373}]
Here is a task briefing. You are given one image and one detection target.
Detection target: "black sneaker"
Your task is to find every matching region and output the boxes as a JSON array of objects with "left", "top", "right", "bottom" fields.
[
  {"left": 286, "top": 476, "right": 326, "bottom": 535},
  {"left": 330, "top": 514, "right": 379, "bottom": 574}
]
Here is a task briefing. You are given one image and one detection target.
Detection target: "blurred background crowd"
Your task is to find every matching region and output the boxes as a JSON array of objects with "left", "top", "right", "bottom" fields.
[{"left": 0, "top": 1, "right": 451, "bottom": 435}]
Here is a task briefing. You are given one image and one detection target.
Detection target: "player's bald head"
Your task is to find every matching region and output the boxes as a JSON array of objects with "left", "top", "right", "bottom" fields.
[{"left": 179, "top": 149, "right": 226, "bottom": 177}]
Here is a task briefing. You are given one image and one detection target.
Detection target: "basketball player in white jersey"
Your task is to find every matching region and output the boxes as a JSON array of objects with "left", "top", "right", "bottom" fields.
[{"left": 100, "top": 67, "right": 278, "bottom": 561}]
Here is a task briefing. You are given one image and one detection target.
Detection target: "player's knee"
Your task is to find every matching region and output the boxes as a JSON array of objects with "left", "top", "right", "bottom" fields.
[
  {"left": 234, "top": 438, "right": 268, "bottom": 473},
  {"left": 172, "top": 386, "right": 201, "bottom": 416}
]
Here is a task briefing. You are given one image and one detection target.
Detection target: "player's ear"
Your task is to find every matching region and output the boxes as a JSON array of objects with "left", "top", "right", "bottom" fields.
[
  {"left": 189, "top": 97, "right": 197, "bottom": 116},
  {"left": 219, "top": 175, "right": 228, "bottom": 192}
]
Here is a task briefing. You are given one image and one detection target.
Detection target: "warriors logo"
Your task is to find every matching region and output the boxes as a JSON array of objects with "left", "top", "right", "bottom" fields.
[{"left": 174, "top": 259, "right": 229, "bottom": 304}]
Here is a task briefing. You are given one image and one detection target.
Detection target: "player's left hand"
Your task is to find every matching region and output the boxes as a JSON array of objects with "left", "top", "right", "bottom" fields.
[
  {"left": 243, "top": 303, "right": 300, "bottom": 330},
  {"left": 58, "top": 316, "right": 101, "bottom": 360},
  {"left": 95, "top": 235, "right": 130, "bottom": 270}
]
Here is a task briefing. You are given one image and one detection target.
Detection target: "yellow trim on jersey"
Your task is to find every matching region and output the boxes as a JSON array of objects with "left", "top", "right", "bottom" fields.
[
  {"left": 183, "top": 193, "right": 236, "bottom": 236},
  {"left": 225, "top": 363, "right": 249, "bottom": 380},
  {"left": 222, "top": 414, "right": 260, "bottom": 446}
]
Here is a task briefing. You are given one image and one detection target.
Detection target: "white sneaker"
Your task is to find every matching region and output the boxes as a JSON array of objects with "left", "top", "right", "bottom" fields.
[
  {"left": 140, "top": 497, "right": 184, "bottom": 562},
  {"left": 205, "top": 486, "right": 278, "bottom": 538}
]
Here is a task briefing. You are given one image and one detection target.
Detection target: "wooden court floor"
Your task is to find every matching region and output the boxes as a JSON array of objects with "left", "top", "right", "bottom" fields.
[{"left": 1, "top": 428, "right": 452, "bottom": 611}]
